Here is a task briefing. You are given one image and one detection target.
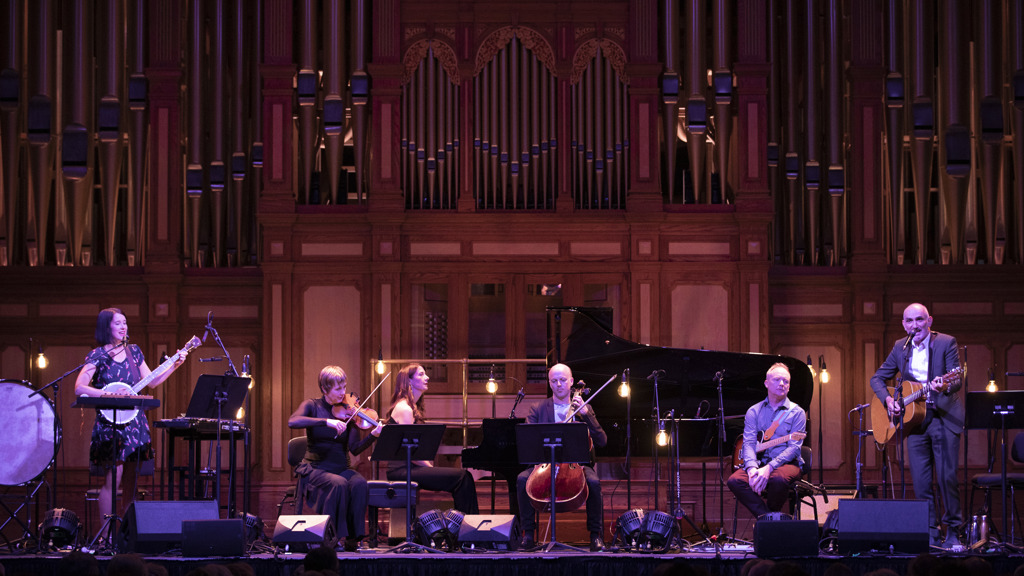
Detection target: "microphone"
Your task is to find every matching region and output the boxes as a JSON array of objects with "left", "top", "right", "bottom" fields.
[
  {"left": 647, "top": 369, "right": 665, "bottom": 380},
  {"left": 852, "top": 402, "right": 870, "bottom": 411},
  {"left": 200, "top": 356, "right": 225, "bottom": 363},
  {"left": 902, "top": 329, "right": 918, "bottom": 351},
  {"left": 203, "top": 311, "right": 214, "bottom": 342}
]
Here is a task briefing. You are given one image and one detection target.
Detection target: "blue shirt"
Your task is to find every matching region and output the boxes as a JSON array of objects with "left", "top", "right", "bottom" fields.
[{"left": 741, "top": 397, "right": 806, "bottom": 473}]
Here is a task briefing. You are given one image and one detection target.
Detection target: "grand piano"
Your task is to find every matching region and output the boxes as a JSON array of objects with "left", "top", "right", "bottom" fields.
[
  {"left": 462, "top": 306, "right": 814, "bottom": 511},
  {"left": 548, "top": 306, "right": 813, "bottom": 458}
]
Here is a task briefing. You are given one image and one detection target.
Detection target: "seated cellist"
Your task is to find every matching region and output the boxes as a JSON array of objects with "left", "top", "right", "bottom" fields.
[{"left": 515, "top": 363, "right": 607, "bottom": 551}]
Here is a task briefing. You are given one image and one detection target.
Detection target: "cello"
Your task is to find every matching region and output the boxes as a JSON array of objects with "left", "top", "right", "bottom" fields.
[{"left": 524, "top": 375, "right": 614, "bottom": 512}]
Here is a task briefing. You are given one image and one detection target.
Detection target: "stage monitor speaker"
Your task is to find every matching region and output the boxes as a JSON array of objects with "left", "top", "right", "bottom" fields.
[
  {"left": 797, "top": 487, "right": 859, "bottom": 526},
  {"left": 119, "top": 500, "right": 220, "bottom": 554},
  {"left": 272, "top": 515, "right": 334, "bottom": 551},
  {"left": 836, "top": 499, "right": 929, "bottom": 554},
  {"left": 753, "top": 518, "right": 819, "bottom": 558},
  {"left": 182, "top": 519, "right": 246, "bottom": 557},
  {"left": 456, "top": 514, "right": 521, "bottom": 550}
]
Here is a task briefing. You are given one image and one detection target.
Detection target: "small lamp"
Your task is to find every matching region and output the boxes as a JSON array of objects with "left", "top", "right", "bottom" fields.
[
  {"left": 485, "top": 365, "right": 498, "bottom": 394},
  {"left": 987, "top": 369, "right": 998, "bottom": 393},
  {"left": 618, "top": 370, "right": 630, "bottom": 398},
  {"left": 376, "top": 347, "right": 386, "bottom": 375},
  {"left": 819, "top": 356, "right": 830, "bottom": 384},
  {"left": 806, "top": 355, "right": 816, "bottom": 379},
  {"left": 656, "top": 421, "right": 669, "bottom": 447},
  {"left": 36, "top": 346, "right": 48, "bottom": 370}
]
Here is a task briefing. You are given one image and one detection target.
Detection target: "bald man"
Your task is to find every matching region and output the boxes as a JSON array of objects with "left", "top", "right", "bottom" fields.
[{"left": 870, "top": 302, "right": 964, "bottom": 550}]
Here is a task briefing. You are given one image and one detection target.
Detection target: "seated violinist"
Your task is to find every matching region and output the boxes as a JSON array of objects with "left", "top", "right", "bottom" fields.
[
  {"left": 515, "top": 363, "right": 608, "bottom": 551},
  {"left": 727, "top": 362, "right": 806, "bottom": 518},
  {"left": 288, "top": 365, "right": 383, "bottom": 551}
]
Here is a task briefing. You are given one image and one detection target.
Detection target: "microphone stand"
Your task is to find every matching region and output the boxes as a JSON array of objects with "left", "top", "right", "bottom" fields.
[
  {"left": 713, "top": 369, "right": 731, "bottom": 553},
  {"left": 204, "top": 314, "right": 239, "bottom": 514},
  {"left": 895, "top": 332, "right": 914, "bottom": 499},
  {"left": 850, "top": 403, "right": 871, "bottom": 497},
  {"left": 31, "top": 362, "right": 88, "bottom": 513}
]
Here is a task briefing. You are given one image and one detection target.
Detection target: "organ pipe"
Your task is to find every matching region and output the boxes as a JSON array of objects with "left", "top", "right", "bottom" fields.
[
  {"left": 63, "top": 0, "right": 94, "bottom": 267},
  {"left": 804, "top": 0, "right": 821, "bottom": 266},
  {"left": 908, "top": 0, "right": 934, "bottom": 265}
]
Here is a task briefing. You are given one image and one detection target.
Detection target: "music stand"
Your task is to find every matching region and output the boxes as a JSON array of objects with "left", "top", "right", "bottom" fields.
[
  {"left": 186, "top": 375, "right": 250, "bottom": 512},
  {"left": 515, "top": 422, "right": 592, "bottom": 553},
  {"left": 370, "top": 424, "right": 446, "bottom": 553},
  {"left": 966, "top": 391, "right": 1024, "bottom": 550}
]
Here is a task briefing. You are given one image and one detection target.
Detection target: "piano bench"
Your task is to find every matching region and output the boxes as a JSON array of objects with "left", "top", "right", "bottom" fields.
[{"left": 367, "top": 480, "right": 418, "bottom": 548}]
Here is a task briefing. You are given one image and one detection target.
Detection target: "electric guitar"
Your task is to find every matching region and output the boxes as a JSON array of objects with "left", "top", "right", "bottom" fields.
[
  {"left": 99, "top": 335, "right": 202, "bottom": 424},
  {"left": 869, "top": 367, "right": 962, "bottom": 445},
  {"left": 732, "top": 431, "right": 807, "bottom": 470}
]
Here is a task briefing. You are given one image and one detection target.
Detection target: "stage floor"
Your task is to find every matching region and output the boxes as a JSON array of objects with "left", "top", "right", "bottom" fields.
[{"left": 2, "top": 541, "right": 1022, "bottom": 576}]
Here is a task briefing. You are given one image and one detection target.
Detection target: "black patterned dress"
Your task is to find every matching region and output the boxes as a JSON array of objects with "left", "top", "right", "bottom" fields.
[{"left": 86, "top": 344, "right": 154, "bottom": 467}]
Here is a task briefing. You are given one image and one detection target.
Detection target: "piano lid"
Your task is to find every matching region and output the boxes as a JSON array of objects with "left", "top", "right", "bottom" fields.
[{"left": 546, "top": 307, "right": 813, "bottom": 457}]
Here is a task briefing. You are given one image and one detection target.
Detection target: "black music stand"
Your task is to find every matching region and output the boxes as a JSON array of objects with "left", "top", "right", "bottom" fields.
[
  {"left": 72, "top": 395, "right": 160, "bottom": 554},
  {"left": 515, "top": 422, "right": 592, "bottom": 553},
  {"left": 371, "top": 424, "right": 446, "bottom": 553},
  {"left": 966, "top": 391, "right": 1024, "bottom": 550},
  {"left": 186, "top": 375, "right": 250, "bottom": 513}
]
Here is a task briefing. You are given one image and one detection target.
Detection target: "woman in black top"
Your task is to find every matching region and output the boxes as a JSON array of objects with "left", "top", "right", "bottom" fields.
[
  {"left": 288, "top": 365, "right": 382, "bottom": 549},
  {"left": 385, "top": 363, "right": 479, "bottom": 514}
]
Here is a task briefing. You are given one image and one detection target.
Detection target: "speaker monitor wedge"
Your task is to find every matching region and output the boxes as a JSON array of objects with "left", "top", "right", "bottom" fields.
[
  {"left": 182, "top": 519, "right": 246, "bottom": 557},
  {"left": 272, "top": 515, "right": 334, "bottom": 551},
  {"left": 836, "top": 499, "right": 929, "bottom": 554},
  {"left": 753, "top": 518, "right": 819, "bottom": 558},
  {"left": 119, "top": 500, "right": 220, "bottom": 554},
  {"left": 456, "top": 514, "right": 520, "bottom": 550}
]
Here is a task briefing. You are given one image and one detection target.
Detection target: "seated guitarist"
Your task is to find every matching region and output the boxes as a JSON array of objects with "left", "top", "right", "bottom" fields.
[
  {"left": 727, "top": 362, "right": 807, "bottom": 518},
  {"left": 870, "top": 302, "right": 964, "bottom": 550}
]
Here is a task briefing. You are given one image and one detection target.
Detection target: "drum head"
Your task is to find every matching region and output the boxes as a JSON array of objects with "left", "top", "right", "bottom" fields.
[{"left": 0, "top": 380, "right": 60, "bottom": 485}]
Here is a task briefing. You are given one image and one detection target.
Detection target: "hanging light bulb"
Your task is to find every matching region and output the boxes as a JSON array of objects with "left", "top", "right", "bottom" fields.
[
  {"left": 656, "top": 422, "right": 669, "bottom": 447},
  {"left": 236, "top": 406, "right": 245, "bottom": 420},
  {"left": 987, "top": 369, "right": 998, "bottom": 393},
  {"left": 36, "top": 346, "right": 48, "bottom": 370},
  {"left": 618, "top": 368, "right": 630, "bottom": 398},
  {"left": 806, "top": 355, "right": 815, "bottom": 378},
  {"left": 486, "top": 364, "right": 498, "bottom": 394},
  {"left": 819, "top": 356, "right": 829, "bottom": 384},
  {"left": 375, "top": 347, "right": 385, "bottom": 375}
]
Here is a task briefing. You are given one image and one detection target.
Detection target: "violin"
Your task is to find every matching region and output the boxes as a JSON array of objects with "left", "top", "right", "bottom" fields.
[{"left": 331, "top": 393, "right": 383, "bottom": 430}]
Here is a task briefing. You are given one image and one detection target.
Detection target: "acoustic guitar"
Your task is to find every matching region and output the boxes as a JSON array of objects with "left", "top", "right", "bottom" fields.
[
  {"left": 99, "top": 335, "right": 202, "bottom": 425},
  {"left": 732, "top": 431, "right": 807, "bottom": 470},
  {"left": 869, "top": 367, "right": 962, "bottom": 445}
]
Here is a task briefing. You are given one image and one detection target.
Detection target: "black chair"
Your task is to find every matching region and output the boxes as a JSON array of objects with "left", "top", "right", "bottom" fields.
[
  {"left": 968, "top": 431, "right": 1024, "bottom": 545},
  {"left": 279, "top": 436, "right": 313, "bottom": 515},
  {"left": 790, "top": 446, "right": 828, "bottom": 523}
]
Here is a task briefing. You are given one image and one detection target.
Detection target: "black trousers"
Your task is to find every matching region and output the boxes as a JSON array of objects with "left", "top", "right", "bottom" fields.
[
  {"left": 387, "top": 465, "right": 480, "bottom": 515},
  {"left": 300, "top": 465, "right": 368, "bottom": 539},
  {"left": 515, "top": 465, "right": 603, "bottom": 537}
]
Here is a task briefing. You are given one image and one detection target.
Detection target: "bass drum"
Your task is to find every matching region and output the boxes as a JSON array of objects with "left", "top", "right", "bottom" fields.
[{"left": 0, "top": 379, "right": 61, "bottom": 486}]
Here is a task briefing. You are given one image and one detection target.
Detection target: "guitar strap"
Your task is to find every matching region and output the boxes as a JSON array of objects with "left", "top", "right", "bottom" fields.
[
  {"left": 761, "top": 411, "right": 784, "bottom": 442},
  {"left": 124, "top": 344, "right": 143, "bottom": 385}
]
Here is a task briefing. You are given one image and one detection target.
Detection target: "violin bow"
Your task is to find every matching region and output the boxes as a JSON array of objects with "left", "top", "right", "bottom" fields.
[
  {"left": 565, "top": 373, "right": 617, "bottom": 421},
  {"left": 342, "top": 372, "right": 390, "bottom": 424}
]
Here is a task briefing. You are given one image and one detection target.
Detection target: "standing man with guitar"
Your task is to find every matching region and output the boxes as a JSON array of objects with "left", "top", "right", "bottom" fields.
[
  {"left": 870, "top": 302, "right": 964, "bottom": 550},
  {"left": 74, "top": 308, "right": 191, "bottom": 536},
  {"left": 727, "top": 362, "right": 807, "bottom": 518}
]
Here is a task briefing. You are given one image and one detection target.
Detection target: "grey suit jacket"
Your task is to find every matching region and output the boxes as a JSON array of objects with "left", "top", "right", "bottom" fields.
[{"left": 869, "top": 331, "right": 964, "bottom": 434}]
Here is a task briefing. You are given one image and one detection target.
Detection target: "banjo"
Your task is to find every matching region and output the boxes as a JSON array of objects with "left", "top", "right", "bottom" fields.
[{"left": 98, "top": 335, "right": 202, "bottom": 424}]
